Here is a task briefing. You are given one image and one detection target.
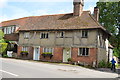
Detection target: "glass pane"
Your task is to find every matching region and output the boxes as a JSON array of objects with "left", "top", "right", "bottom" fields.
[
  {"left": 86, "top": 48, "right": 89, "bottom": 56},
  {"left": 83, "top": 48, "right": 85, "bottom": 55}
]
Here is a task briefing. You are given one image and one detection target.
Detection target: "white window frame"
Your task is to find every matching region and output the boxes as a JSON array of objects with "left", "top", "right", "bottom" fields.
[
  {"left": 82, "top": 30, "right": 88, "bottom": 38},
  {"left": 43, "top": 48, "right": 53, "bottom": 54},
  {"left": 4, "top": 27, "right": 7, "bottom": 34},
  {"left": 22, "top": 46, "right": 28, "bottom": 51},
  {"left": 78, "top": 48, "right": 89, "bottom": 56}
]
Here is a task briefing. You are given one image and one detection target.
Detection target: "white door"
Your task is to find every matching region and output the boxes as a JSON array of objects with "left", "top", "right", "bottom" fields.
[
  {"left": 33, "top": 47, "right": 40, "bottom": 60},
  {"left": 63, "top": 48, "right": 71, "bottom": 62}
]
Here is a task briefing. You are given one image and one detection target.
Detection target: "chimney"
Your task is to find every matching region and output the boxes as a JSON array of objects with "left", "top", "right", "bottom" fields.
[
  {"left": 94, "top": 7, "right": 99, "bottom": 21},
  {"left": 73, "top": 0, "right": 84, "bottom": 16}
]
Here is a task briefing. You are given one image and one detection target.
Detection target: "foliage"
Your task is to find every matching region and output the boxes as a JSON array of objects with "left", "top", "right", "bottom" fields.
[
  {"left": 42, "top": 52, "right": 53, "bottom": 59},
  {"left": 42, "top": 52, "right": 52, "bottom": 55},
  {"left": 0, "top": 43, "right": 8, "bottom": 54},
  {"left": 2, "top": 54, "right": 8, "bottom": 58},
  {"left": 0, "top": 39, "right": 5, "bottom": 43},
  {"left": 98, "top": 60, "right": 112, "bottom": 68},
  {"left": 20, "top": 51, "right": 28, "bottom": 53},
  {"left": 98, "top": 60, "right": 106, "bottom": 68},
  {"left": 67, "top": 58, "right": 72, "bottom": 62},
  {"left": 97, "top": 2, "right": 119, "bottom": 34},
  {"left": 113, "top": 48, "right": 119, "bottom": 57},
  {"left": 97, "top": 1, "right": 120, "bottom": 57},
  {"left": 0, "top": 30, "right": 4, "bottom": 39}
]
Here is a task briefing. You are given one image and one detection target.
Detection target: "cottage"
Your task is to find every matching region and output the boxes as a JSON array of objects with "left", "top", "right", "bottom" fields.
[{"left": 1, "top": 0, "right": 112, "bottom": 66}]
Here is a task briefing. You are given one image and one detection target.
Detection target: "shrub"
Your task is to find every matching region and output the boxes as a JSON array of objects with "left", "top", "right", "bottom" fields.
[
  {"left": 106, "top": 62, "right": 112, "bottom": 68},
  {"left": 67, "top": 58, "right": 72, "bottom": 62},
  {"left": 0, "top": 43, "right": 8, "bottom": 54},
  {"left": 98, "top": 60, "right": 112, "bottom": 68},
  {"left": 2, "top": 54, "right": 8, "bottom": 58},
  {"left": 98, "top": 60, "right": 107, "bottom": 68}
]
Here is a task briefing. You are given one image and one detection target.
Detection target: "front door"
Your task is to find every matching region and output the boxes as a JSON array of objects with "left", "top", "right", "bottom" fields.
[
  {"left": 33, "top": 47, "right": 40, "bottom": 60},
  {"left": 63, "top": 48, "right": 71, "bottom": 62}
]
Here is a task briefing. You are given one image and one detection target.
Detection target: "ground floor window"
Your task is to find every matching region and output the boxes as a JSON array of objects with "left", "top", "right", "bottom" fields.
[
  {"left": 78, "top": 48, "right": 89, "bottom": 56},
  {"left": 22, "top": 46, "right": 28, "bottom": 51},
  {"left": 43, "top": 48, "right": 53, "bottom": 53}
]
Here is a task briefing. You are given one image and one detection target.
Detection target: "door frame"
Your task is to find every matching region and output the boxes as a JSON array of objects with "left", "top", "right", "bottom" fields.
[
  {"left": 63, "top": 47, "right": 71, "bottom": 62},
  {"left": 33, "top": 46, "right": 40, "bottom": 60}
]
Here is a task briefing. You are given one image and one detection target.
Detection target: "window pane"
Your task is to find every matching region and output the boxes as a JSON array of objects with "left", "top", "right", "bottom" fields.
[
  {"left": 86, "top": 48, "right": 89, "bottom": 56},
  {"left": 82, "top": 48, "right": 85, "bottom": 55},
  {"left": 4, "top": 28, "right": 6, "bottom": 34},
  {"left": 79, "top": 48, "right": 82, "bottom": 56},
  {"left": 82, "top": 30, "right": 88, "bottom": 38},
  {"left": 46, "top": 33, "right": 48, "bottom": 38},
  {"left": 85, "top": 31, "right": 88, "bottom": 37}
]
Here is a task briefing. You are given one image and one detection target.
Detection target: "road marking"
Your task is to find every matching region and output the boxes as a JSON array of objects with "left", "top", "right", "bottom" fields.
[{"left": 0, "top": 70, "right": 19, "bottom": 77}]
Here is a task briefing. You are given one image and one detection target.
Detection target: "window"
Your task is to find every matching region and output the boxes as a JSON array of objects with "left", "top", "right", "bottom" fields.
[
  {"left": 57, "top": 32, "right": 65, "bottom": 38},
  {"left": 40, "top": 33, "right": 49, "bottom": 39},
  {"left": 60, "top": 32, "right": 65, "bottom": 38},
  {"left": 82, "top": 30, "right": 88, "bottom": 38},
  {"left": 3, "top": 26, "right": 16, "bottom": 34},
  {"left": 24, "top": 32, "right": 30, "bottom": 39},
  {"left": 78, "top": 48, "right": 89, "bottom": 56},
  {"left": 43, "top": 48, "right": 53, "bottom": 53},
  {"left": 22, "top": 46, "right": 28, "bottom": 51}
]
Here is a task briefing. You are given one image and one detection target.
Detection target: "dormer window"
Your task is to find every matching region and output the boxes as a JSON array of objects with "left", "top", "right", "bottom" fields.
[
  {"left": 3, "top": 25, "right": 16, "bottom": 34},
  {"left": 82, "top": 30, "right": 88, "bottom": 38}
]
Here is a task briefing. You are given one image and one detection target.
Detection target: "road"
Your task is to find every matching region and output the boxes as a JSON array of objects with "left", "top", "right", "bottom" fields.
[{"left": 0, "top": 58, "right": 118, "bottom": 78}]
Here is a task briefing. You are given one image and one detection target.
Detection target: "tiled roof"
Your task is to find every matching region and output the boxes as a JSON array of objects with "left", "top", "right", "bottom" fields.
[{"left": 1, "top": 11, "right": 106, "bottom": 31}]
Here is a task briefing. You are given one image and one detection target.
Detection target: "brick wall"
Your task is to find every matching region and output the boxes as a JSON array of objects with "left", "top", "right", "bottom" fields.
[
  {"left": 71, "top": 48, "right": 97, "bottom": 66},
  {"left": 40, "top": 47, "right": 63, "bottom": 62},
  {"left": 17, "top": 46, "right": 97, "bottom": 65},
  {"left": 17, "top": 46, "right": 34, "bottom": 60}
]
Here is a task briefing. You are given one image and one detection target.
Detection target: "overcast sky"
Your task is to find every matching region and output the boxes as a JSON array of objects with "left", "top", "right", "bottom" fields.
[{"left": 0, "top": 0, "right": 101, "bottom": 22}]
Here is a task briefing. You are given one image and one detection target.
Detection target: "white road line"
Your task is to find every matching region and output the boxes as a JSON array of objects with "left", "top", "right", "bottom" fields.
[{"left": 0, "top": 70, "right": 19, "bottom": 77}]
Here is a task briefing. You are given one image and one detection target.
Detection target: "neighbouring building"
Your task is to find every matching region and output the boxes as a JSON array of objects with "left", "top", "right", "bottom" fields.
[{"left": 0, "top": 0, "right": 113, "bottom": 67}]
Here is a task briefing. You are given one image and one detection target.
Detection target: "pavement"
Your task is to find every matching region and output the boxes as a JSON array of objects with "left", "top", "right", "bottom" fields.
[{"left": 0, "top": 58, "right": 119, "bottom": 78}]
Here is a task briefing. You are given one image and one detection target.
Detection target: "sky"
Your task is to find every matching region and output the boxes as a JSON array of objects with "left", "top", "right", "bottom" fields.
[{"left": 0, "top": 0, "right": 101, "bottom": 22}]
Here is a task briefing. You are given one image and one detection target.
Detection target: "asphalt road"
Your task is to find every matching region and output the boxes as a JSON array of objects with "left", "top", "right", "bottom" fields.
[{"left": 0, "top": 58, "right": 118, "bottom": 78}]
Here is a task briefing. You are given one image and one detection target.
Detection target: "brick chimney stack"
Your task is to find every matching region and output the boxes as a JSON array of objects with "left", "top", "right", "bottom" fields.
[
  {"left": 73, "top": 0, "right": 84, "bottom": 16},
  {"left": 94, "top": 7, "right": 99, "bottom": 21}
]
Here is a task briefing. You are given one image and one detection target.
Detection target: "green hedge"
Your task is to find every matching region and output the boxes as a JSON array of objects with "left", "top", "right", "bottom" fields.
[{"left": 0, "top": 43, "right": 8, "bottom": 54}]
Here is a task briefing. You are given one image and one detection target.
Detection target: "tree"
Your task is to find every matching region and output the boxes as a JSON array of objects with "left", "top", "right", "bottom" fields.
[
  {"left": 0, "top": 30, "right": 8, "bottom": 55},
  {"left": 97, "top": 1, "right": 120, "bottom": 57}
]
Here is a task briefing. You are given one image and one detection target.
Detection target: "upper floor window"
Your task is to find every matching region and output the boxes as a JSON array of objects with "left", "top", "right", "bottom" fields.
[
  {"left": 78, "top": 48, "right": 89, "bottom": 56},
  {"left": 82, "top": 30, "right": 88, "bottom": 38},
  {"left": 4, "top": 26, "right": 16, "bottom": 34},
  {"left": 40, "top": 33, "right": 49, "bottom": 39},
  {"left": 22, "top": 46, "right": 28, "bottom": 51},
  {"left": 57, "top": 32, "right": 65, "bottom": 38},
  {"left": 24, "top": 32, "right": 30, "bottom": 39}
]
